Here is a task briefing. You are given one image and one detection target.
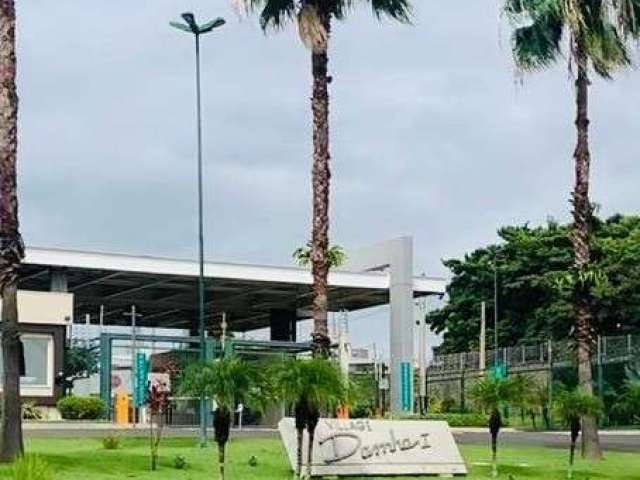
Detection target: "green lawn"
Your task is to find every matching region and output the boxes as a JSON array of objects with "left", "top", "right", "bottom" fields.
[{"left": 0, "top": 437, "right": 638, "bottom": 479}]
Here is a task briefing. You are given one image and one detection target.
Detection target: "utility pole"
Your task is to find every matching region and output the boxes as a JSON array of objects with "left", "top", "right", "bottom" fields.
[
  {"left": 417, "top": 299, "right": 428, "bottom": 415},
  {"left": 124, "top": 305, "right": 142, "bottom": 427},
  {"left": 494, "top": 264, "right": 499, "bottom": 366},
  {"left": 479, "top": 302, "right": 486, "bottom": 371}
]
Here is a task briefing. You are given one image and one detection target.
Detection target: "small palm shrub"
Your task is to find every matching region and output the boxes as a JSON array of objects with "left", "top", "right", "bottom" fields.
[
  {"left": 102, "top": 435, "right": 120, "bottom": 450},
  {"left": 57, "top": 396, "right": 105, "bottom": 420},
  {"left": 11, "top": 455, "right": 52, "bottom": 480},
  {"left": 469, "top": 375, "right": 524, "bottom": 478},
  {"left": 179, "top": 356, "right": 267, "bottom": 480},
  {"left": 269, "top": 357, "right": 346, "bottom": 479},
  {"left": 555, "top": 388, "right": 603, "bottom": 479}
]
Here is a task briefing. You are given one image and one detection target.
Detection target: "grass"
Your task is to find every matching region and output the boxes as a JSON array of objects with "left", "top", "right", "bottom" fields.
[{"left": 0, "top": 437, "right": 637, "bottom": 479}]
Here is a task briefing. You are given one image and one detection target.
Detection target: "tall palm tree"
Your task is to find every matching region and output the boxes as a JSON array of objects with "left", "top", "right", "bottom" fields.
[
  {"left": 234, "top": 0, "right": 411, "bottom": 356},
  {"left": 270, "top": 357, "right": 346, "bottom": 479},
  {"left": 0, "top": 0, "right": 25, "bottom": 462},
  {"left": 179, "top": 357, "right": 266, "bottom": 480},
  {"left": 504, "top": 0, "right": 639, "bottom": 459}
]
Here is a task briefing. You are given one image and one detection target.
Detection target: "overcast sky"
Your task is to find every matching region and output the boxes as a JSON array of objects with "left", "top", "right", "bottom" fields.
[{"left": 16, "top": 1, "right": 640, "bottom": 355}]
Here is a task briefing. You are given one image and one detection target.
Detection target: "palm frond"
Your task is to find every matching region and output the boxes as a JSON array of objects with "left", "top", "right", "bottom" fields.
[
  {"left": 511, "top": 9, "right": 564, "bottom": 71},
  {"left": 369, "top": 0, "right": 412, "bottom": 23},
  {"left": 179, "top": 357, "right": 268, "bottom": 411},
  {"left": 269, "top": 357, "right": 347, "bottom": 408},
  {"left": 586, "top": 21, "right": 630, "bottom": 77}
]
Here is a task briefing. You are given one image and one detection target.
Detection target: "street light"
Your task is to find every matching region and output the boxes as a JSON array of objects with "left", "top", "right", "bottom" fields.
[{"left": 170, "top": 11, "right": 225, "bottom": 448}]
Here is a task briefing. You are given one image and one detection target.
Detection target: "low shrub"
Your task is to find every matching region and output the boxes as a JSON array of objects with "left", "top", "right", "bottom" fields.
[
  {"left": 173, "top": 455, "right": 187, "bottom": 470},
  {"left": 11, "top": 455, "right": 52, "bottom": 480},
  {"left": 22, "top": 402, "right": 43, "bottom": 421},
  {"left": 421, "top": 412, "right": 495, "bottom": 427},
  {"left": 57, "top": 396, "right": 105, "bottom": 420},
  {"left": 102, "top": 435, "right": 120, "bottom": 450}
]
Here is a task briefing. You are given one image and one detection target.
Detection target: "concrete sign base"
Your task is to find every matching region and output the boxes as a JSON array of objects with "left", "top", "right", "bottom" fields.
[{"left": 278, "top": 418, "right": 467, "bottom": 477}]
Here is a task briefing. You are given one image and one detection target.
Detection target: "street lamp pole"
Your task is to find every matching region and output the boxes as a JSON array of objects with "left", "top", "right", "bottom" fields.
[{"left": 170, "top": 12, "right": 225, "bottom": 447}]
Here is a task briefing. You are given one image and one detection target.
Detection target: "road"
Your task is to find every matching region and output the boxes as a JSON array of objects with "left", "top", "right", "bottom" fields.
[{"left": 23, "top": 423, "right": 640, "bottom": 451}]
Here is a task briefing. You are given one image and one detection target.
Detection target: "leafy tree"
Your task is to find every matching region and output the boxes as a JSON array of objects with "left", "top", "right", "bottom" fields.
[
  {"left": 428, "top": 215, "right": 640, "bottom": 353},
  {"left": 555, "top": 388, "right": 603, "bottom": 479},
  {"left": 55, "top": 343, "right": 99, "bottom": 395},
  {"left": 179, "top": 357, "right": 266, "bottom": 480},
  {"left": 469, "top": 376, "right": 522, "bottom": 478},
  {"left": 504, "top": 0, "right": 640, "bottom": 459},
  {"left": 147, "top": 378, "right": 171, "bottom": 471},
  {"left": 269, "top": 357, "right": 346, "bottom": 479},
  {"left": 0, "top": 0, "right": 24, "bottom": 462},
  {"left": 234, "top": 0, "right": 411, "bottom": 357}
]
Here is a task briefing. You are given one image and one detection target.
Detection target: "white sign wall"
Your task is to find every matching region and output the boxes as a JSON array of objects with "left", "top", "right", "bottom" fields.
[{"left": 278, "top": 418, "right": 467, "bottom": 477}]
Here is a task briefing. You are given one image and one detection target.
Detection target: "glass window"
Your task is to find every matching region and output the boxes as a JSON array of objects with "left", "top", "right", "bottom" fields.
[{"left": 0, "top": 334, "right": 53, "bottom": 389}]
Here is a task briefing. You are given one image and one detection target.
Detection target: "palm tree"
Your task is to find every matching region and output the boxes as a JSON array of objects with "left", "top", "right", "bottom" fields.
[
  {"left": 0, "top": 0, "right": 25, "bottom": 463},
  {"left": 270, "top": 357, "right": 346, "bottom": 479},
  {"left": 293, "top": 243, "right": 346, "bottom": 269},
  {"left": 469, "top": 376, "right": 521, "bottom": 478},
  {"left": 234, "top": 0, "right": 411, "bottom": 357},
  {"left": 504, "top": 0, "right": 640, "bottom": 459},
  {"left": 555, "top": 388, "right": 602, "bottom": 479},
  {"left": 179, "top": 357, "right": 266, "bottom": 480}
]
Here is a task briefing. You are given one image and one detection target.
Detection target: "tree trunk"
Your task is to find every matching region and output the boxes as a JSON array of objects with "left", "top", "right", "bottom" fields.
[
  {"left": 571, "top": 35, "right": 602, "bottom": 460},
  {"left": 309, "top": 11, "right": 332, "bottom": 359},
  {"left": 0, "top": 0, "right": 24, "bottom": 462}
]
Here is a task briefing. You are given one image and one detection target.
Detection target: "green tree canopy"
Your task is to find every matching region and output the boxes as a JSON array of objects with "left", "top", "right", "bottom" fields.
[{"left": 428, "top": 214, "right": 640, "bottom": 353}]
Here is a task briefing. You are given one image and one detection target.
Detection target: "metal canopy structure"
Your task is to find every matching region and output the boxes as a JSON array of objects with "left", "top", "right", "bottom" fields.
[{"left": 19, "top": 247, "right": 445, "bottom": 332}]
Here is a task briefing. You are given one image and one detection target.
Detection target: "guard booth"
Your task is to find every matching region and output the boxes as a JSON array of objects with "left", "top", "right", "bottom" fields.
[{"left": 98, "top": 332, "right": 311, "bottom": 426}]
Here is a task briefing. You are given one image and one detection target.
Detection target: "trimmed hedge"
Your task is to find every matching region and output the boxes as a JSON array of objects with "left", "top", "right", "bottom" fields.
[
  {"left": 422, "top": 413, "right": 492, "bottom": 427},
  {"left": 57, "top": 396, "right": 106, "bottom": 420}
]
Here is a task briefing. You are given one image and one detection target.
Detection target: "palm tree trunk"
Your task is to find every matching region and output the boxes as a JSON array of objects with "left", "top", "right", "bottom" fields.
[
  {"left": 213, "top": 408, "right": 231, "bottom": 480},
  {"left": 296, "top": 428, "right": 304, "bottom": 480},
  {"left": 218, "top": 443, "right": 225, "bottom": 480},
  {"left": 571, "top": 35, "right": 602, "bottom": 461},
  {"left": 310, "top": 11, "right": 332, "bottom": 358},
  {"left": 0, "top": 0, "right": 24, "bottom": 462},
  {"left": 306, "top": 406, "right": 320, "bottom": 479},
  {"left": 489, "top": 410, "right": 501, "bottom": 478}
]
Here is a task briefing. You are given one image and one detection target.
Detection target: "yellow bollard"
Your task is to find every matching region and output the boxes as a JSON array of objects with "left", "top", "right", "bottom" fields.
[{"left": 115, "top": 392, "right": 130, "bottom": 425}]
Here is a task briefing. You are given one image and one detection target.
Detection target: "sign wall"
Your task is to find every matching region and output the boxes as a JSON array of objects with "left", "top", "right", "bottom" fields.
[{"left": 279, "top": 418, "right": 467, "bottom": 477}]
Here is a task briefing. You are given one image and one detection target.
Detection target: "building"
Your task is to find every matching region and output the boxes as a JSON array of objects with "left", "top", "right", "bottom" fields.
[{"left": 8, "top": 237, "right": 445, "bottom": 413}]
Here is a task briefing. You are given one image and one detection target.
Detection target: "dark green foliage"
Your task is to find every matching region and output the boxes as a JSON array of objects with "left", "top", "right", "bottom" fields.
[
  {"left": 56, "top": 342, "right": 99, "bottom": 395},
  {"left": 428, "top": 215, "right": 640, "bottom": 353},
  {"left": 101, "top": 435, "right": 120, "bottom": 450},
  {"left": 56, "top": 396, "right": 106, "bottom": 420}
]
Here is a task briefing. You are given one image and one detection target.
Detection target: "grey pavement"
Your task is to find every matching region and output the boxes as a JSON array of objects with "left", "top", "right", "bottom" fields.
[{"left": 23, "top": 422, "right": 640, "bottom": 452}]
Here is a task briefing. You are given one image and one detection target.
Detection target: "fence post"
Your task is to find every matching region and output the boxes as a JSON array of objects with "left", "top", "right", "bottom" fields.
[
  {"left": 597, "top": 336, "right": 604, "bottom": 403},
  {"left": 547, "top": 340, "right": 553, "bottom": 429}
]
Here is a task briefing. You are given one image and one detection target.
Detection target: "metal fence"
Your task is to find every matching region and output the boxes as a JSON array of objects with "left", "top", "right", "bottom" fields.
[{"left": 428, "top": 334, "right": 640, "bottom": 375}]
